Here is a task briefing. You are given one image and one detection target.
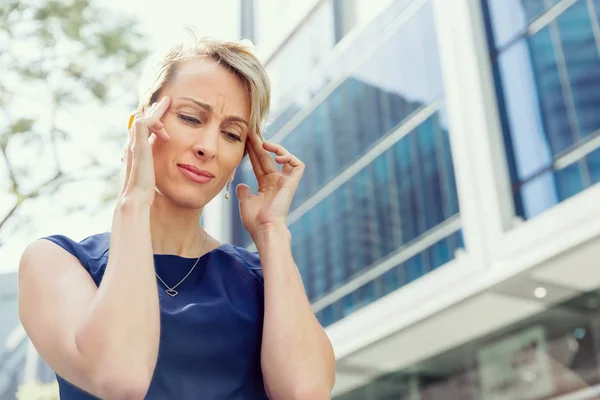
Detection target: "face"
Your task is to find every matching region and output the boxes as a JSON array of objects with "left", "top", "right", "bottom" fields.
[{"left": 151, "top": 57, "right": 250, "bottom": 209}]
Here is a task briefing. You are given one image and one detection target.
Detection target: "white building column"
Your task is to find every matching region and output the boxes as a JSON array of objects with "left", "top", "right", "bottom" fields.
[
  {"left": 203, "top": 189, "right": 232, "bottom": 244},
  {"left": 432, "top": 0, "right": 517, "bottom": 265}
]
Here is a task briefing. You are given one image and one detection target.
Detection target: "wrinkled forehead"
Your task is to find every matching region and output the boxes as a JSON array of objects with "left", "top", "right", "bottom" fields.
[{"left": 166, "top": 57, "right": 250, "bottom": 117}]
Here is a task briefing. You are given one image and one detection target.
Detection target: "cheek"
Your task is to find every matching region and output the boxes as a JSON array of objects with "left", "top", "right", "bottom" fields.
[{"left": 218, "top": 152, "right": 243, "bottom": 180}]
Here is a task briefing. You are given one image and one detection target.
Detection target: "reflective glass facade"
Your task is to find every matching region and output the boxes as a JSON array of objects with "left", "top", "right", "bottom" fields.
[
  {"left": 287, "top": 110, "right": 460, "bottom": 301},
  {"left": 230, "top": 0, "right": 463, "bottom": 327},
  {"left": 483, "top": 0, "right": 600, "bottom": 219},
  {"left": 0, "top": 275, "right": 61, "bottom": 399},
  {"left": 264, "top": 0, "right": 337, "bottom": 120},
  {"left": 336, "top": 286, "right": 600, "bottom": 400},
  {"left": 0, "top": 274, "right": 26, "bottom": 399}
]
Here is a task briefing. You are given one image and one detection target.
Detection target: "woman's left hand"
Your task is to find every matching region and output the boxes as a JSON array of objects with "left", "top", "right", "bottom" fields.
[{"left": 237, "top": 133, "right": 305, "bottom": 239}]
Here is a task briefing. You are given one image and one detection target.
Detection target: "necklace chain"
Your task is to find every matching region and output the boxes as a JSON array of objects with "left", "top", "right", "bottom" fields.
[{"left": 155, "top": 231, "right": 209, "bottom": 297}]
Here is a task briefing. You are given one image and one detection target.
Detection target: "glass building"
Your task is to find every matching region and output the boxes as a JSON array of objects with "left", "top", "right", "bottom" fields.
[
  {"left": 232, "top": 0, "right": 600, "bottom": 398},
  {"left": 0, "top": 273, "right": 55, "bottom": 400},
  {"left": 485, "top": 0, "right": 600, "bottom": 219},
  {"left": 233, "top": 0, "right": 463, "bottom": 326},
  {"left": 0, "top": 273, "right": 24, "bottom": 399}
]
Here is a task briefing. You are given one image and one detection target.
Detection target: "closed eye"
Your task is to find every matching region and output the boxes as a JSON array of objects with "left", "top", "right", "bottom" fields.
[
  {"left": 224, "top": 132, "right": 242, "bottom": 142},
  {"left": 178, "top": 114, "right": 201, "bottom": 125}
]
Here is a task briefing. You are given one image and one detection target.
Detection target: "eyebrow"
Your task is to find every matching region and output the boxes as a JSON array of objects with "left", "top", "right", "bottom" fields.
[{"left": 178, "top": 96, "right": 249, "bottom": 127}]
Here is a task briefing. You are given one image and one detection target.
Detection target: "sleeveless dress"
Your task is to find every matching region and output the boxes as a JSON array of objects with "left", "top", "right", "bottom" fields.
[{"left": 43, "top": 232, "right": 269, "bottom": 400}]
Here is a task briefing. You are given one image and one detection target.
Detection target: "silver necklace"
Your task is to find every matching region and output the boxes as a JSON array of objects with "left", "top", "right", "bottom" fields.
[{"left": 156, "top": 231, "right": 209, "bottom": 297}]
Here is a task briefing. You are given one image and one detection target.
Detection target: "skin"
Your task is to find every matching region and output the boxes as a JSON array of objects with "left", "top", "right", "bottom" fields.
[
  {"left": 19, "top": 55, "right": 335, "bottom": 400},
  {"left": 136, "top": 56, "right": 337, "bottom": 398},
  {"left": 133, "top": 57, "right": 251, "bottom": 256}
]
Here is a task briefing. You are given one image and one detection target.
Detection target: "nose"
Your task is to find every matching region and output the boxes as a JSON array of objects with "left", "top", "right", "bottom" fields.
[{"left": 192, "top": 124, "right": 218, "bottom": 160}]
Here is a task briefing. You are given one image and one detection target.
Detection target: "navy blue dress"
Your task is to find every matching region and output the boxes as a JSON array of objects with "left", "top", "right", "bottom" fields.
[{"left": 43, "top": 232, "right": 269, "bottom": 400}]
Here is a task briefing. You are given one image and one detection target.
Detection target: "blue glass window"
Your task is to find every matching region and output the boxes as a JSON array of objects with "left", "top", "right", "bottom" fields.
[
  {"left": 259, "top": 2, "right": 444, "bottom": 213},
  {"left": 232, "top": 2, "right": 463, "bottom": 325},
  {"left": 284, "top": 110, "right": 459, "bottom": 303},
  {"left": 405, "top": 254, "right": 426, "bottom": 283},
  {"left": 416, "top": 116, "right": 446, "bottom": 230},
  {"left": 429, "top": 238, "right": 452, "bottom": 270},
  {"left": 357, "top": 280, "right": 377, "bottom": 308},
  {"left": 341, "top": 292, "right": 356, "bottom": 317},
  {"left": 381, "top": 265, "right": 403, "bottom": 296},
  {"left": 555, "top": 161, "right": 585, "bottom": 201},
  {"left": 484, "top": 0, "right": 600, "bottom": 220},
  {"left": 556, "top": 1, "right": 600, "bottom": 138},
  {"left": 371, "top": 153, "right": 396, "bottom": 257},
  {"left": 588, "top": 147, "right": 600, "bottom": 183},
  {"left": 317, "top": 230, "right": 465, "bottom": 327}
]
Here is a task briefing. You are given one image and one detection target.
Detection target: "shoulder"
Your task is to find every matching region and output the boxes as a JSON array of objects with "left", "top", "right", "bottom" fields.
[
  {"left": 38, "top": 232, "right": 110, "bottom": 268},
  {"left": 216, "top": 244, "right": 264, "bottom": 284}
]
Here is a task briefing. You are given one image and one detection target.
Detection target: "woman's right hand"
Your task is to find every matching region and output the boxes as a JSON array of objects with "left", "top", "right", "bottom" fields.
[{"left": 120, "top": 96, "right": 171, "bottom": 207}]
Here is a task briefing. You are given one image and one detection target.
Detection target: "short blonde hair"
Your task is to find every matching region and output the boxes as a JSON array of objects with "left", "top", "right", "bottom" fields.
[{"left": 137, "top": 35, "right": 271, "bottom": 140}]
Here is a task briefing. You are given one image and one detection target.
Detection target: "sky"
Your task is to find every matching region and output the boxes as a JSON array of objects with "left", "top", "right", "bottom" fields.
[
  {"left": 104, "top": 0, "right": 241, "bottom": 47},
  {"left": 0, "top": 0, "right": 242, "bottom": 275}
]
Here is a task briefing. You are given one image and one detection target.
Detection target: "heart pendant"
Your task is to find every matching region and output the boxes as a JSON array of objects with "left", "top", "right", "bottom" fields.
[{"left": 165, "top": 289, "right": 178, "bottom": 297}]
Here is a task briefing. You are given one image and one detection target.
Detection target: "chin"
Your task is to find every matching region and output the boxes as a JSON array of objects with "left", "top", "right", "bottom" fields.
[{"left": 156, "top": 186, "right": 215, "bottom": 210}]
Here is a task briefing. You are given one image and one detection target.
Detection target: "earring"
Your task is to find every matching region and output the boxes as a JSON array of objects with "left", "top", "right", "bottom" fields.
[{"left": 225, "top": 181, "right": 230, "bottom": 200}]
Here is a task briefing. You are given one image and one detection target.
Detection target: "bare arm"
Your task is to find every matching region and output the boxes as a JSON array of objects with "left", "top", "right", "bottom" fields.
[
  {"left": 255, "top": 226, "right": 336, "bottom": 400},
  {"left": 19, "top": 200, "right": 158, "bottom": 399},
  {"left": 238, "top": 133, "right": 335, "bottom": 399},
  {"left": 19, "top": 98, "right": 172, "bottom": 400}
]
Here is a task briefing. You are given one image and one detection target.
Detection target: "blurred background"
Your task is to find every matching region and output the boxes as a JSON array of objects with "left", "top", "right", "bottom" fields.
[{"left": 2, "top": 0, "right": 600, "bottom": 398}]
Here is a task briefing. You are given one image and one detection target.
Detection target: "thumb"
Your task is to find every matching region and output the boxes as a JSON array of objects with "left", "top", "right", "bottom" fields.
[{"left": 236, "top": 184, "right": 253, "bottom": 201}]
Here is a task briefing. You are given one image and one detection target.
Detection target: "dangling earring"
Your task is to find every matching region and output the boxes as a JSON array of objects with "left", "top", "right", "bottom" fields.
[{"left": 225, "top": 181, "right": 230, "bottom": 200}]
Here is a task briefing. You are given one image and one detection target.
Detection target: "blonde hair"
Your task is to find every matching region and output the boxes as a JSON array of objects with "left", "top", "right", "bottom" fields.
[{"left": 137, "top": 34, "right": 270, "bottom": 141}]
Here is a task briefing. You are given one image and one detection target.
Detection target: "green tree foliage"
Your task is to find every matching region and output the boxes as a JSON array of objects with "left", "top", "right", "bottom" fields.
[{"left": 0, "top": 0, "right": 148, "bottom": 242}]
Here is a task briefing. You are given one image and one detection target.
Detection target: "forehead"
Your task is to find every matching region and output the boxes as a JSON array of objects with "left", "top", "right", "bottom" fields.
[{"left": 165, "top": 57, "right": 250, "bottom": 117}]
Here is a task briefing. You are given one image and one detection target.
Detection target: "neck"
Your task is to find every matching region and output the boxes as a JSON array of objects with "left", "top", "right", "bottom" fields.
[{"left": 149, "top": 193, "right": 206, "bottom": 257}]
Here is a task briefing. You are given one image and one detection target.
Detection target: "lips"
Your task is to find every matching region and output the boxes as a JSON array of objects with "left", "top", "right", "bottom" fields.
[{"left": 177, "top": 164, "right": 214, "bottom": 184}]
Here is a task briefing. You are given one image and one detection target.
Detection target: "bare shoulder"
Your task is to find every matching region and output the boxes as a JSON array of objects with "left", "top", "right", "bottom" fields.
[
  {"left": 18, "top": 238, "right": 98, "bottom": 387},
  {"left": 19, "top": 237, "right": 96, "bottom": 309},
  {"left": 20, "top": 238, "right": 75, "bottom": 269}
]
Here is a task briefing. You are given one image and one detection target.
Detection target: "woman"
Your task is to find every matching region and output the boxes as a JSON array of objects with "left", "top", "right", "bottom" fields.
[{"left": 18, "top": 38, "right": 335, "bottom": 399}]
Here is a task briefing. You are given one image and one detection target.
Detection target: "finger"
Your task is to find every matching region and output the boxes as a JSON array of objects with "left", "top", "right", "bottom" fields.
[
  {"left": 126, "top": 136, "right": 154, "bottom": 191},
  {"left": 246, "top": 140, "right": 264, "bottom": 177},
  {"left": 249, "top": 133, "right": 277, "bottom": 174},
  {"left": 147, "top": 97, "right": 171, "bottom": 141},
  {"left": 128, "top": 117, "right": 155, "bottom": 189},
  {"left": 274, "top": 150, "right": 305, "bottom": 180},
  {"left": 153, "top": 128, "right": 170, "bottom": 142},
  {"left": 150, "top": 120, "right": 163, "bottom": 131},
  {"left": 121, "top": 112, "right": 142, "bottom": 194},
  {"left": 236, "top": 183, "right": 253, "bottom": 202},
  {"left": 149, "top": 120, "right": 170, "bottom": 143},
  {"left": 132, "top": 117, "right": 151, "bottom": 150},
  {"left": 122, "top": 128, "right": 136, "bottom": 194},
  {"left": 120, "top": 147, "right": 130, "bottom": 194},
  {"left": 147, "top": 101, "right": 158, "bottom": 114},
  {"left": 265, "top": 142, "right": 304, "bottom": 169},
  {"left": 147, "top": 96, "right": 171, "bottom": 121},
  {"left": 275, "top": 154, "right": 292, "bottom": 164},
  {"left": 121, "top": 136, "right": 133, "bottom": 194},
  {"left": 263, "top": 141, "right": 290, "bottom": 159}
]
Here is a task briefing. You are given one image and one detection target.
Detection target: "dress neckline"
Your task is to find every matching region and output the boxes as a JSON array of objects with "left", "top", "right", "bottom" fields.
[{"left": 152, "top": 243, "right": 229, "bottom": 261}]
